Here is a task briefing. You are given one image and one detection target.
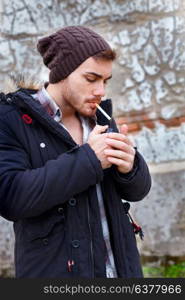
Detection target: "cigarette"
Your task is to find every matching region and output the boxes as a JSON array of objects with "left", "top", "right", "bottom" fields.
[{"left": 95, "top": 103, "right": 111, "bottom": 121}]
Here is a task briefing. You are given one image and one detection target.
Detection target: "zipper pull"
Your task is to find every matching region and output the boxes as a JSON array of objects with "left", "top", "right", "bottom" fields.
[{"left": 67, "top": 260, "right": 75, "bottom": 272}]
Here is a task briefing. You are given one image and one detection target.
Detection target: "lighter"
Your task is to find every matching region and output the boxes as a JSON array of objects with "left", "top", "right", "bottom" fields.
[{"left": 95, "top": 103, "right": 115, "bottom": 133}]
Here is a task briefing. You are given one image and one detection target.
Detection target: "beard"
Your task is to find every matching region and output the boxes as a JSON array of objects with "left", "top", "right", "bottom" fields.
[{"left": 63, "top": 92, "right": 99, "bottom": 117}]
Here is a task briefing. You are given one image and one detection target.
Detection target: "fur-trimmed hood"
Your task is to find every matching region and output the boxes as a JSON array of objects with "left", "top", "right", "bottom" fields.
[{"left": 1, "top": 74, "right": 43, "bottom": 94}]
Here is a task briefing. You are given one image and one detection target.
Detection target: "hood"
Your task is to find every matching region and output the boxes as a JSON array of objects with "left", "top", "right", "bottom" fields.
[{"left": 1, "top": 74, "right": 43, "bottom": 94}]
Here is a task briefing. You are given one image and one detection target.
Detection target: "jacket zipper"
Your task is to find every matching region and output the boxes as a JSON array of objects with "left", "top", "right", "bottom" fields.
[{"left": 87, "top": 197, "right": 95, "bottom": 277}]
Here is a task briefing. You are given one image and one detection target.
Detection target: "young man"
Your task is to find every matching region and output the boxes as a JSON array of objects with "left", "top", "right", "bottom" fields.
[{"left": 0, "top": 26, "right": 151, "bottom": 278}]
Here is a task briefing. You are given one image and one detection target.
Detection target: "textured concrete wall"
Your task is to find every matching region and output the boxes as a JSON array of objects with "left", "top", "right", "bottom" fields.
[
  {"left": 0, "top": 219, "right": 14, "bottom": 277},
  {"left": 0, "top": 0, "right": 185, "bottom": 276}
]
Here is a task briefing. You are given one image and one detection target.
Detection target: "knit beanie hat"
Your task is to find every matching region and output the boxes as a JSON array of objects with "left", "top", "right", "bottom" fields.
[{"left": 37, "top": 26, "right": 111, "bottom": 83}]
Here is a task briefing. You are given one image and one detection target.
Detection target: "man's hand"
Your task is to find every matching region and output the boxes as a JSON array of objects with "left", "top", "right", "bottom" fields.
[
  {"left": 104, "top": 124, "right": 136, "bottom": 174},
  {"left": 87, "top": 125, "right": 112, "bottom": 169}
]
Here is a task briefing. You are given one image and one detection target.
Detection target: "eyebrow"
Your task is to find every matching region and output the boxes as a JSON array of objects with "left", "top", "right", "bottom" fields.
[{"left": 85, "top": 72, "right": 112, "bottom": 81}]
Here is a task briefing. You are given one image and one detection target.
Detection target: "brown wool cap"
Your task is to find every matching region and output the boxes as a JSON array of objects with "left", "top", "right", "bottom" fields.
[{"left": 37, "top": 26, "right": 111, "bottom": 83}]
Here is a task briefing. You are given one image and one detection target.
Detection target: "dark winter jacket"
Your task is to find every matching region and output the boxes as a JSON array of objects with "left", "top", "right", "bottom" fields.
[{"left": 0, "top": 83, "right": 151, "bottom": 278}]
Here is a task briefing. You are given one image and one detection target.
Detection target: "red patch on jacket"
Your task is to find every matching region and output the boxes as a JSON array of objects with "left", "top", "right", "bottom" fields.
[{"left": 22, "top": 114, "right": 32, "bottom": 124}]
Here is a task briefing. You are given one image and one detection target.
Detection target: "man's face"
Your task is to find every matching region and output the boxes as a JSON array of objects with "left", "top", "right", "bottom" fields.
[{"left": 60, "top": 57, "right": 113, "bottom": 117}]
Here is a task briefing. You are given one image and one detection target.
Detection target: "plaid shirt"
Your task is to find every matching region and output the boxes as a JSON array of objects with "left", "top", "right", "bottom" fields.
[{"left": 33, "top": 86, "right": 118, "bottom": 278}]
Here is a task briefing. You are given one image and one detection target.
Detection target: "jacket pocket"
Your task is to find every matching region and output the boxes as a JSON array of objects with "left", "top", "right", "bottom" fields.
[{"left": 24, "top": 205, "right": 65, "bottom": 241}]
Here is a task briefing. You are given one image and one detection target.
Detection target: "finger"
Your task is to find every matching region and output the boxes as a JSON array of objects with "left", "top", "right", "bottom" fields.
[
  {"left": 91, "top": 125, "right": 108, "bottom": 134},
  {"left": 106, "top": 138, "right": 135, "bottom": 154},
  {"left": 107, "top": 156, "right": 131, "bottom": 171},
  {"left": 106, "top": 132, "right": 134, "bottom": 146},
  {"left": 104, "top": 149, "right": 134, "bottom": 161},
  {"left": 120, "top": 124, "right": 128, "bottom": 135}
]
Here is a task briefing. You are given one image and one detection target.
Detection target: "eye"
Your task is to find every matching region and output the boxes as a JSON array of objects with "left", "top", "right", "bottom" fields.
[{"left": 86, "top": 77, "right": 96, "bottom": 83}]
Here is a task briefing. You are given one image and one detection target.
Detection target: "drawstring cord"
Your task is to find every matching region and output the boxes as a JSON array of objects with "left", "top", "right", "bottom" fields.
[{"left": 127, "top": 212, "right": 144, "bottom": 240}]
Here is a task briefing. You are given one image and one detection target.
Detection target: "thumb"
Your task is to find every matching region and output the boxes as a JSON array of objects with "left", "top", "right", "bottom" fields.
[
  {"left": 120, "top": 124, "right": 128, "bottom": 135},
  {"left": 92, "top": 124, "right": 109, "bottom": 134}
]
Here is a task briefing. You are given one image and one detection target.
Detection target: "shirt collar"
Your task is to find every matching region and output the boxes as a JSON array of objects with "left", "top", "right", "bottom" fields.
[{"left": 36, "top": 84, "right": 62, "bottom": 123}]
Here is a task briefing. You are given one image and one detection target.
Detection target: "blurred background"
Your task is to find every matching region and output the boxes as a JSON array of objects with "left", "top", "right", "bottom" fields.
[{"left": 0, "top": 0, "right": 185, "bottom": 277}]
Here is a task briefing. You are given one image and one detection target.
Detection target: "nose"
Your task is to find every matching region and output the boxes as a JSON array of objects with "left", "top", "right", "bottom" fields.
[{"left": 93, "top": 82, "right": 105, "bottom": 98}]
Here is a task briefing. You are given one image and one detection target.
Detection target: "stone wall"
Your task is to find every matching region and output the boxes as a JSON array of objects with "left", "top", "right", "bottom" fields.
[{"left": 0, "top": 0, "right": 185, "bottom": 276}]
